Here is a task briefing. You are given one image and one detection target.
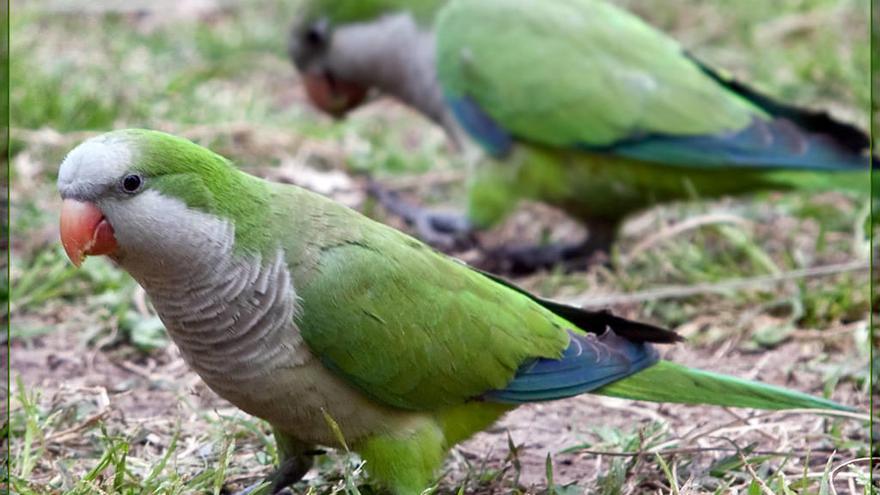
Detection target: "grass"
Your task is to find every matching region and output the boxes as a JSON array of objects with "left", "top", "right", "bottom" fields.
[{"left": 8, "top": 0, "right": 872, "bottom": 493}]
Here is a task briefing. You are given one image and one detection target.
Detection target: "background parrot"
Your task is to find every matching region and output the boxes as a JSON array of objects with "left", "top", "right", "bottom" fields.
[
  {"left": 288, "top": 0, "right": 872, "bottom": 273},
  {"left": 58, "top": 129, "right": 851, "bottom": 495}
]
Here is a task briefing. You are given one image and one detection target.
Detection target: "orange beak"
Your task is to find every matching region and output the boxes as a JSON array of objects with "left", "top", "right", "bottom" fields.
[
  {"left": 302, "top": 70, "right": 368, "bottom": 118},
  {"left": 59, "top": 199, "right": 118, "bottom": 267}
]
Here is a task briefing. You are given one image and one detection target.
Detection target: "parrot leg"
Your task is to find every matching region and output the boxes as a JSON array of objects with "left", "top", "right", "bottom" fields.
[
  {"left": 479, "top": 220, "right": 620, "bottom": 275},
  {"left": 355, "top": 421, "right": 447, "bottom": 495},
  {"left": 367, "top": 180, "right": 476, "bottom": 251},
  {"left": 367, "top": 179, "right": 621, "bottom": 273},
  {"left": 265, "top": 454, "right": 316, "bottom": 494},
  {"left": 231, "top": 430, "right": 317, "bottom": 495}
]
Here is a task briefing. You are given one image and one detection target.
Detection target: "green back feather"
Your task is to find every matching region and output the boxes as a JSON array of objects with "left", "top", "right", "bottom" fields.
[
  {"left": 436, "top": 0, "right": 763, "bottom": 148},
  {"left": 269, "top": 184, "right": 569, "bottom": 410}
]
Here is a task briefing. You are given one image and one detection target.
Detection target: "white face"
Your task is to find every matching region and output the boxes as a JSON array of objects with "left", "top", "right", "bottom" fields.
[
  {"left": 57, "top": 135, "right": 235, "bottom": 279},
  {"left": 57, "top": 133, "right": 136, "bottom": 201},
  {"left": 103, "top": 189, "right": 235, "bottom": 280}
]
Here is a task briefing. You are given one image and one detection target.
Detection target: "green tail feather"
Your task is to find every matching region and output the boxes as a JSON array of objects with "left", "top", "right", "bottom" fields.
[
  {"left": 764, "top": 168, "right": 872, "bottom": 196},
  {"left": 595, "top": 361, "right": 852, "bottom": 411}
]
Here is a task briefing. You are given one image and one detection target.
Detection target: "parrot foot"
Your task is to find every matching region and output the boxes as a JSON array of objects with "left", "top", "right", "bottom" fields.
[
  {"left": 367, "top": 180, "right": 476, "bottom": 251},
  {"left": 229, "top": 484, "right": 293, "bottom": 495},
  {"left": 478, "top": 239, "right": 597, "bottom": 275},
  {"left": 230, "top": 453, "right": 317, "bottom": 495},
  {"left": 479, "top": 222, "right": 618, "bottom": 275}
]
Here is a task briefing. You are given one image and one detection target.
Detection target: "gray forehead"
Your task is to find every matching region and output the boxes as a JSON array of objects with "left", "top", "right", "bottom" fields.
[
  {"left": 293, "top": 12, "right": 419, "bottom": 66},
  {"left": 57, "top": 134, "right": 135, "bottom": 198},
  {"left": 332, "top": 13, "right": 420, "bottom": 48}
]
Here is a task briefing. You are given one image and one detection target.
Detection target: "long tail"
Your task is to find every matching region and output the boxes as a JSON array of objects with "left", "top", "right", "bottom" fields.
[
  {"left": 761, "top": 166, "right": 875, "bottom": 196},
  {"left": 596, "top": 360, "right": 851, "bottom": 411},
  {"left": 606, "top": 54, "right": 873, "bottom": 190},
  {"left": 692, "top": 55, "right": 872, "bottom": 172}
]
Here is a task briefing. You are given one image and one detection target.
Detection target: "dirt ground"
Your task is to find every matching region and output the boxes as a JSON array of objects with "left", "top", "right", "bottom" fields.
[{"left": 11, "top": 225, "right": 872, "bottom": 493}]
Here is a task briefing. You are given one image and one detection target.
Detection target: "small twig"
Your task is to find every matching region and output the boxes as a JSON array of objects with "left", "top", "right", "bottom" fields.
[
  {"left": 761, "top": 408, "right": 871, "bottom": 422},
  {"left": 112, "top": 359, "right": 156, "bottom": 381},
  {"left": 708, "top": 421, "right": 797, "bottom": 442},
  {"left": 828, "top": 457, "right": 874, "bottom": 495},
  {"left": 710, "top": 436, "right": 780, "bottom": 495},
  {"left": 45, "top": 409, "right": 111, "bottom": 443},
  {"left": 567, "top": 446, "right": 834, "bottom": 458},
  {"left": 591, "top": 396, "right": 669, "bottom": 424},
  {"left": 736, "top": 448, "right": 775, "bottom": 495},
  {"left": 667, "top": 409, "right": 870, "bottom": 454},
  {"left": 800, "top": 472, "right": 863, "bottom": 480},
  {"left": 720, "top": 407, "right": 778, "bottom": 443},
  {"left": 570, "top": 260, "right": 868, "bottom": 307},
  {"left": 789, "top": 321, "right": 866, "bottom": 341},
  {"left": 624, "top": 213, "right": 752, "bottom": 262}
]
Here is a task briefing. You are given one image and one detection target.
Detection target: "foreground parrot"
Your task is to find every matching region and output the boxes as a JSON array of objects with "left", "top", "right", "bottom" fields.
[
  {"left": 289, "top": 0, "right": 872, "bottom": 272},
  {"left": 58, "top": 130, "right": 851, "bottom": 494}
]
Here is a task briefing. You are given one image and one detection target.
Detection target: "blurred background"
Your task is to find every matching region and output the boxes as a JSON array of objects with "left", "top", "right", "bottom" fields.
[{"left": 8, "top": 0, "right": 873, "bottom": 493}]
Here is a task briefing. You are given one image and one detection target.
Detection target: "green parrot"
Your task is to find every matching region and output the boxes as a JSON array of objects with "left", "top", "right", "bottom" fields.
[
  {"left": 288, "top": 0, "right": 872, "bottom": 272},
  {"left": 58, "top": 129, "right": 851, "bottom": 494}
]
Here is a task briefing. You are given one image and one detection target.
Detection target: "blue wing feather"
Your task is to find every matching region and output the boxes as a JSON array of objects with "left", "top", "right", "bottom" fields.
[
  {"left": 586, "top": 117, "right": 870, "bottom": 171},
  {"left": 484, "top": 329, "right": 659, "bottom": 404},
  {"left": 447, "top": 79, "right": 869, "bottom": 172},
  {"left": 447, "top": 95, "right": 513, "bottom": 158}
]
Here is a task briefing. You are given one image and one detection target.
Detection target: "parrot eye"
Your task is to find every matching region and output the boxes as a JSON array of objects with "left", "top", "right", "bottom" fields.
[
  {"left": 305, "top": 18, "right": 329, "bottom": 46},
  {"left": 121, "top": 173, "right": 143, "bottom": 193}
]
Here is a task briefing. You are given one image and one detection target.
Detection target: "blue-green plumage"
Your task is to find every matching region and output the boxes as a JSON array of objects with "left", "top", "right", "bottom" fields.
[
  {"left": 448, "top": 55, "right": 869, "bottom": 173},
  {"left": 486, "top": 329, "right": 658, "bottom": 403},
  {"left": 60, "top": 129, "right": 855, "bottom": 495},
  {"left": 290, "top": 0, "right": 872, "bottom": 259},
  {"left": 448, "top": 95, "right": 514, "bottom": 157},
  {"left": 436, "top": 0, "right": 871, "bottom": 234}
]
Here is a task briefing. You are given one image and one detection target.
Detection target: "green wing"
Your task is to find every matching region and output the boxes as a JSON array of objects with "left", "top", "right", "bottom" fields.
[
  {"left": 435, "top": 0, "right": 763, "bottom": 149},
  {"left": 270, "top": 186, "right": 847, "bottom": 413},
  {"left": 280, "top": 188, "right": 568, "bottom": 410}
]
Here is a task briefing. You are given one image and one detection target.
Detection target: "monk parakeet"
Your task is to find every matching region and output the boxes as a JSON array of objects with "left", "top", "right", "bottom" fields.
[
  {"left": 288, "top": 0, "right": 871, "bottom": 272},
  {"left": 58, "top": 130, "right": 851, "bottom": 495}
]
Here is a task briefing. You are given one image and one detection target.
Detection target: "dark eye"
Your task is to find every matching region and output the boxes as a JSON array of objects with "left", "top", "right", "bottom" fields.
[
  {"left": 121, "top": 174, "right": 143, "bottom": 193},
  {"left": 305, "top": 18, "right": 328, "bottom": 45}
]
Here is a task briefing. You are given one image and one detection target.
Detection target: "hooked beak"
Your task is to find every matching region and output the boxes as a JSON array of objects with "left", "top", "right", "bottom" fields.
[
  {"left": 302, "top": 69, "right": 368, "bottom": 118},
  {"left": 59, "top": 199, "right": 118, "bottom": 267}
]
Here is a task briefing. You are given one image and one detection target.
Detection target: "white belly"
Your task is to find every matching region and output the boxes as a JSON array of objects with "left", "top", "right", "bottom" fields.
[{"left": 193, "top": 334, "right": 419, "bottom": 446}]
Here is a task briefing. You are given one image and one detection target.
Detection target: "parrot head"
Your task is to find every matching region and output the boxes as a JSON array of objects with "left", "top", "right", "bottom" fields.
[
  {"left": 288, "top": 0, "right": 446, "bottom": 119},
  {"left": 288, "top": 15, "right": 369, "bottom": 118},
  {"left": 57, "top": 129, "right": 268, "bottom": 275}
]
